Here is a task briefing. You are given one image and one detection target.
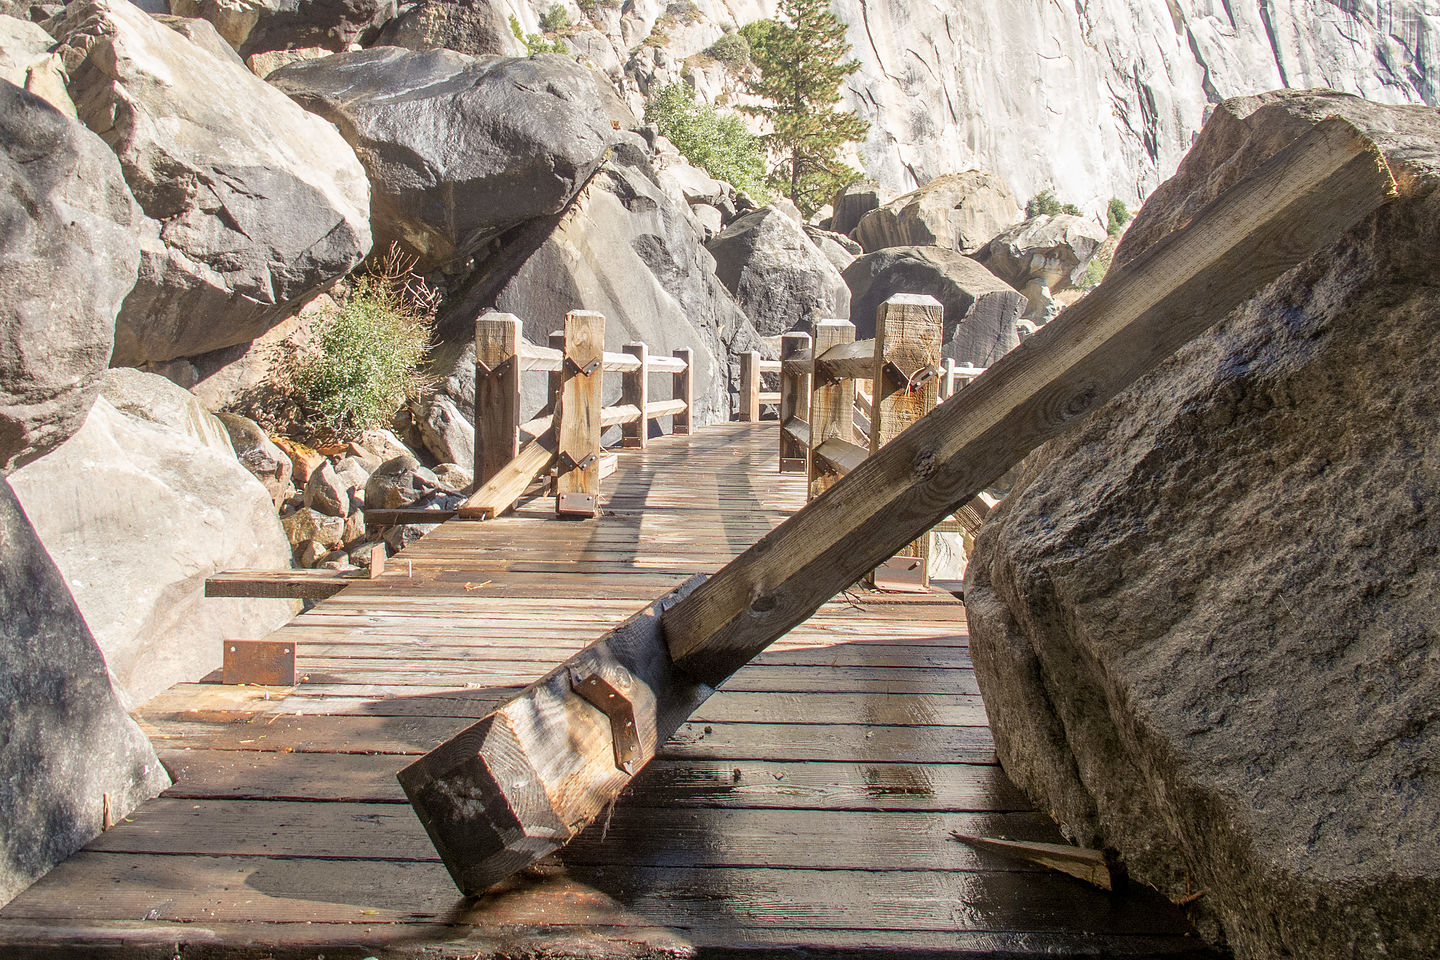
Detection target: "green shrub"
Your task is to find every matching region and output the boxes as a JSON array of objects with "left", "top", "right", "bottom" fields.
[
  {"left": 666, "top": 0, "right": 701, "bottom": 23},
  {"left": 1080, "top": 249, "right": 1112, "bottom": 290},
  {"left": 1107, "top": 196, "right": 1131, "bottom": 235},
  {"left": 291, "top": 252, "right": 433, "bottom": 441},
  {"left": 539, "top": 3, "right": 569, "bottom": 32},
  {"left": 706, "top": 31, "right": 750, "bottom": 71},
  {"left": 1026, "top": 189, "right": 1082, "bottom": 218},
  {"left": 644, "top": 83, "right": 767, "bottom": 199},
  {"left": 510, "top": 14, "right": 568, "bottom": 54}
]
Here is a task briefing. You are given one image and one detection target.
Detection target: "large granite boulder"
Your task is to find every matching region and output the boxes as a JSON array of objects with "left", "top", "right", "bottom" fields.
[
  {"left": 706, "top": 206, "right": 851, "bottom": 336},
  {"left": 851, "top": 171, "right": 1021, "bottom": 255},
  {"left": 169, "top": 0, "right": 396, "bottom": 57},
  {"left": 0, "top": 13, "right": 73, "bottom": 114},
  {"left": 0, "top": 480, "right": 170, "bottom": 908},
  {"left": 964, "top": 93, "right": 1440, "bottom": 960},
  {"left": 977, "top": 213, "right": 1108, "bottom": 323},
  {"left": 439, "top": 134, "right": 762, "bottom": 424},
  {"left": 52, "top": 0, "right": 371, "bottom": 366},
  {"left": 842, "top": 245, "right": 1024, "bottom": 367},
  {"left": 8, "top": 370, "right": 295, "bottom": 706},
  {"left": 0, "top": 80, "right": 141, "bottom": 473},
  {"left": 830, "top": 179, "right": 886, "bottom": 236},
  {"left": 374, "top": 0, "right": 524, "bottom": 57},
  {"left": 271, "top": 48, "right": 614, "bottom": 272}
]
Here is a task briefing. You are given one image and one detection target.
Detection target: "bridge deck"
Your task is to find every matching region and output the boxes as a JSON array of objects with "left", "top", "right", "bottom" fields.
[{"left": 0, "top": 423, "right": 1214, "bottom": 958}]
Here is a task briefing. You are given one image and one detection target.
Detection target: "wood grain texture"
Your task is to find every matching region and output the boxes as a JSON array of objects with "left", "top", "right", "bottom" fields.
[
  {"left": 555, "top": 311, "right": 604, "bottom": 503},
  {"left": 457, "top": 426, "right": 557, "bottom": 519},
  {"left": 620, "top": 342, "right": 648, "bottom": 449},
  {"left": 474, "top": 312, "right": 522, "bottom": 485},
  {"left": 779, "top": 331, "right": 811, "bottom": 473},
  {"left": 807, "top": 319, "right": 857, "bottom": 499},
  {"left": 665, "top": 117, "right": 1397, "bottom": 687},
  {"left": 739, "top": 349, "right": 761, "bottom": 422},
  {"left": 671, "top": 347, "right": 693, "bottom": 435}
]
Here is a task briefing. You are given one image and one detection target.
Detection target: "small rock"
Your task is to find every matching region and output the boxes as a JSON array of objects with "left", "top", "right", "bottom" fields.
[
  {"left": 215, "top": 412, "right": 292, "bottom": 506},
  {"left": 341, "top": 508, "right": 366, "bottom": 547},
  {"left": 364, "top": 456, "right": 440, "bottom": 510},
  {"left": 272, "top": 436, "right": 326, "bottom": 485},
  {"left": 384, "top": 522, "right": 438, "bottom": 553},
  {"left": 356, "top": 428, "right": 413, "bottom": 465},
  {"left": 416, "top": 393, "right": 475, "bottom": 469},
  {"left": 348, "top": 540, "right": 386, "bottom": 570},
  {"left": 432, "top": 462, "right": 473, "bottom": 494},
  {"left": 333, "top": 456, "right": 372, "bottom": 498},
  {"left": 281, "top": 507, "right": 344, "bottom": 550},
  {"left": 295, "top": 539, "right": 327, "bottom": 568},
  {"left": 303, "top": 462, "right": 350, "bottom": 518}
]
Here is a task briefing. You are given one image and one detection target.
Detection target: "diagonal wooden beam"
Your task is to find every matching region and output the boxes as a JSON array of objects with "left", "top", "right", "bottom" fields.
[
  {"left": 456, "top": 427, "right": 558, "bottom": 520},
  {"left": 400, "top": 117, "right": 1397, "bottom": 894}
]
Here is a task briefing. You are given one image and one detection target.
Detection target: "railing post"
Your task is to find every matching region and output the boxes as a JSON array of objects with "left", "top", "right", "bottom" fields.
[
  {"left": 739, "top": 349, "right": 761, "bottom": 422},
  {"left": 621, "top": 342, "right": 649, "bottom": 449},
  {"left": 869, "top": 294, "right": 944, "bottom": 590},
  {"left": 779, "top": 331, "right": 811, "bottom": 473},
  {"left": 555, "top": 310, "right": 604, "bottom": 517},
  {"left": 547, "top": 330, "right": 565, "bottom": 408},
  {"left": 808, "top": 318, "right": 857, "bottom": 499},
  {"left": 673, "top": 348, "right": 693, "bottom": 435},
  {"left": 941, "top": 357, "right": 957, "bottom": 400},
  {"left": 474, "top": 311, "right": 521, "bottom": 486}
]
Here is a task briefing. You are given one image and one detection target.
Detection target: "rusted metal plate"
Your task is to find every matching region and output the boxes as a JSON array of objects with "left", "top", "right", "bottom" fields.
[
  {"left": 221, "top": 639, "right": 296, "bottom": 686},
  {"left": 556, "top": 491, "right": 597, "bottom": 517},
  {"left": 873, "top": 555, "right": 928, "bottom": 593},
  {"left": 568, "top": 668, "right": 640, "bottom": 772}
]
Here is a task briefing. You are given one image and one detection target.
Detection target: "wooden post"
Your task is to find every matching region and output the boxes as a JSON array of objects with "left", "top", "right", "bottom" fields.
[
  {"left": 779, "top": 332, "right": 811, "bottom": 473},
  {"left": 868, "top": 294, "right": 943, "bottom": 590},
  {"left": 672, "top": 348, "right": 693, "bottom": 435},
  {"left": 474, "top": 312, "right": 521, "bottom": 486},
  {"left": 808, "top": 319, "right": 857, "bottom": 499},
  {"left": 547, "top": 330, "right": 565, "bottom": 407},
  {"left": 555, "top": 311, "right": 604, "bottom": 517},
  {"left": 942, "top": 358, "right": 957, "bottom": 400},
  {"left": 397, "top": 117, "right": 1398, "bottom": 894},
  {"left": 621, "top": 342, "right": 648, "bottom": 449},
  {"left": 739, "top": 350, "right": 761, "bottom": 422}
]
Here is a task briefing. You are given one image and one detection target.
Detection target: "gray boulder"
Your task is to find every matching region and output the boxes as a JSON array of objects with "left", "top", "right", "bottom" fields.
[
  {"left": 282, "top": 505, "right": 344, "bottom": 549},
  {"left": 977, "top": 213, "right": 1108, "bottom": 323},
  {"left": 374, "top": 0, "right": 524, "bottom": 57},
  {"left": 842, "top": 246, "right": 1025, "bottom": 367},
  {"left": 53, "top": 0, "right": 372, "bottom": 365},
  {"left": 0, "top": 81, "right": 141, "bottom": 473},
  {"left": 803, "top": 225, "right": 860, "bottom": 274},
  {"left": 439, "top": 134, "right": 761, "bottom": 425},
  {"left": 8, "top": 371, "right": 295, "bottom": 706},
  {"left": 830, "top": 179, "right": 886, "bottom": 236},
  {"left": 271, "top": 48, "right": 613, "bottom": 272},
  {"left": 169, "top": 0, "right": 396, "bottom": 57},
  {"left": 415, "top": 391, "right": 475, "bottom": 469},
  {"left": 706, "top": 206, "right": 851, "bottom": 336},
  {"left": 0, "top": 13, "right": 73, "bottom": 115},
  {"left": 965, "top": 93, "right": 1440, "bottom": 960},
  {"left": 852, "top": 171, "right": 1021, "bottom": 255},
  {"left": 0, "top": 481, "right": 170, "bottom": 908},
  {"left": 215, "top": 411, "right": 293, "bottom": 505},
  {"left": 302, "top": 460, "right": 350, "bottom": 517},
  {"left": 152, "top": 13, "right": 247, "bottom": 65},
  {"left": 101, "top": 366, "right": 233, "bottom": 455}
]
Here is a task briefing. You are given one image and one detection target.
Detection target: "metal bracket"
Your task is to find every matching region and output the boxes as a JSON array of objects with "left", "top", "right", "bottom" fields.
[
  {"left": 873, "top": 555, "right": 929, "bottom": 593},
  {"left": 556, "top": 491, "right": 598, "bottom": 517},
  {"left": 221, "top": 639, "right": 296, "bottom": 685},
  {"left": 883, "top": 361, "right": 938, "bottom": 392},
  {"left": 569, "top": 668, "right": 639, "bottom": 773},
  {"left": 557, "top": 451, "right": 598, "bottom": 472},
  {"left": 565, "top": 355, "right": 602, "bottom": 377}
]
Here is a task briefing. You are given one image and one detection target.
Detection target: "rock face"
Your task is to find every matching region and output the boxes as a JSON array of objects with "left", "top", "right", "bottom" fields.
[
  {"left": 978, "top": 213, "right": 1109, "bottom": 323},
  {"left": 375, "top": 0, "right": 525, "bottom": 57},
  {"left": 0, "top": 480, "right": 170, "bottom": 908},
  {"left": 441, "top": 134, "right": 761, "bottom": 424},
  {"left": 0, "top": 81, "right": 141, "bottom": 473},
  {"left": 8, "top": 370, "right": 295, "bottom": 706},
  {"left": 964, "top": 94, "right": 1440, "bottom": 960},
  {"left": 706, "top": 206, "right": 851, "bottom": 336},
  {"left": 0, "top": 13, "right": 73, "bottom": 114},
  {"left": 849, "top": 171, "right": 1020, "bottom": 255},
  {"left": 842, "top": 246, "right": 1024, "bottom": 366},
  {"left": 271, "top": 48, "right": 614, "bottom": 272},
  {"left": 53, "top": 0, "right": 371, "bottom": 366},
  {"left": 169, "top": 0, "right": 397, "bottom": 57}
]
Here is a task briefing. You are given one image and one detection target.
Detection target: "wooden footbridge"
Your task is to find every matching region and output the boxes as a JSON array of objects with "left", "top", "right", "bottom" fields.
[{"left": 0, "top": 121, "right": 1397, "bottom": 959}]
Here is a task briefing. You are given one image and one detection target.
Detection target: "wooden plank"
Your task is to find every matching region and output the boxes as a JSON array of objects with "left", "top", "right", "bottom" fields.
[
  {"left": 869, "top": 294, "right": 944, "bottom": 587},
  {"left": 671, "top": 347, "right": 693, "bottom": 435},
  {"left": 813, "top": 437, "right": 867, "bottom": 476},
  {"left": 807, "top": 318, "right": 856, "bottom": 499},
  {"left": 620, "top": 342, "right": 648, "bottom": 449},
  {"left": 517, "top": 340, "right": 563, "bottom": 372},
  {"left": 474, "top": 312, "right": 521, "bottom": 486},
  {"left": 666, "top": 117, "right": 1396, "bottom": 686},
  {"left": 647, "top": 355, "right": 686, "bottom": 374},
  {"left": 739, "top": 349, "right": 761, "bottom": 422},
  {"left": 555, "top": 310, "right": 604, "bottom": 514},
  {"left": 778, "top": 331, "right": 811, "bottom": 473},
  {"left": 644, "top": 398, "right": 687, "bottom": 419},
  {"left": 456, "top": 427, "right": 557, "bottom": 520},
  {"left": 952, "top": 834, "right": 1123, "bottom": 891},
  {"left": 815, "top": 337, "right": 877, "bottom": 381},
  {"left": 205, "top": 568, "right": 360, "bottom": 600}
]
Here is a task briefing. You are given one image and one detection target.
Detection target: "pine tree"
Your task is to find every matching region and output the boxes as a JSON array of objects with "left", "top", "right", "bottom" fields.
[{"left": 741, "top": 0, "right": 868, "bottom": 217}]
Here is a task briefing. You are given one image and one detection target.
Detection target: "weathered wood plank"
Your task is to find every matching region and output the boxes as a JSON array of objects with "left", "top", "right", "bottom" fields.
[
  {"left": 555, "top": 310, "right": 605, "bottom": 514},
  {"left": 778, "top": 331, "right": 811, "bottom": 473},
  {"left": 807, "top": 318, "right": 856, "bottom": 499},
  {"left": 474, "top": 312, "right": 522, "bottom": 486},
  {"left": 457, "top": 427, "right": 557, "bottom": 520}
]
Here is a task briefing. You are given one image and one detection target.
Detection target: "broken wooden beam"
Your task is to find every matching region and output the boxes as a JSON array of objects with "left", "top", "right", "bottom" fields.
[
  {"left": 400, "top": 117, "right": 1397, "bottom": 894},
  {"left": 457, "top": 427, "right": 558, "bottom": 520},
  {"left": 950, "top": 834, "right": 1125, "bottom": 891}
]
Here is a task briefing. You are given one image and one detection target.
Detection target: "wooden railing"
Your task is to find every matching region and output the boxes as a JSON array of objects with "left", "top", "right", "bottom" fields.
[{"left": 463, "top": 309, "right": 694, "bottom": 520}]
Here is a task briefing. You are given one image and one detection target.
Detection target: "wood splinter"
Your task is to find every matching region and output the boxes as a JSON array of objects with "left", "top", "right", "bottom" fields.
[
  {"left": 950, "top": 833, "right": 1126, "bottom": 892},
  {"left": 398, "top": 118, "right": 1398, "bottom": 897}
]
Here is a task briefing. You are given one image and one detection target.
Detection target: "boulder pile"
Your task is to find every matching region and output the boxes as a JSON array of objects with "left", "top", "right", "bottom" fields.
[{"left": 964, "top": 91, "right": 1440, "bottom": 960}]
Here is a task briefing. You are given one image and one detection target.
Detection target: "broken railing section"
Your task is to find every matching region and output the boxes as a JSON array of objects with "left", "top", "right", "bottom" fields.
[
  {"left": 400, "top": 118, "right": 1398, "bottom": 896},
  {"left": 461, "top": 310, "right": 695, "bottom": 521}
]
